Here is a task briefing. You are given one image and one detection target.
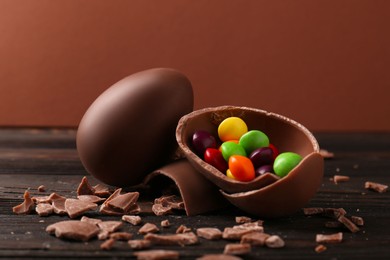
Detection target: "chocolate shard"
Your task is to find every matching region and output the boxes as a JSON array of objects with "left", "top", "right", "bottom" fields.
[
  {"left": 365, "top": 181, "right": 388, "bottom": 193},
  {"left": 93, "top": 183, "right": 112, "bottom": 197},
  {"left": 77, "top": 195, "right": 106, "bottom": 204},
  {"left": 316, "top": 232, "right": 343, "bottom": 243},
  {"left": 176, "top": 224, "right": 191, "bottom": 234},
  {"left": 338, "top": 215, "right": 360, "bottom": 233},
  {"left": 315, "top": 244, "right": 327, "bottom": 253},
  {"left": 155, "top": 195, "right": 185, "bottom": 210},
  {"left": 128, "top": 239, "right": 152, "bottom": 250},
  {"left": 351, "top": 216, "right": 364, "bottom": 226},
  {"left": 133, "top": 249, "right": 179, "bottom": 260},
  {"left": 223, "top": 243, "right": 251, "bottom": 255},
  {"left": 98, "top": 221, "right": 123, "bottom": 233},
  {"left": 37, "top": 185, "right": 46, "bottom": 192},
  {"left": 35, "top": 203, "right": 53, "bottom": 217},
  {"left": 138, "top": 223, "right": 159, "bottom": 235},
  {"left": 100, "top": 238, "right": 115, "bottom": 250},
  {"left": 152, "top": 203, "right": 173, "bottom": 216},
  {"left": 107, "top": 191, "right": 139, "bottom": 213},
  {"left": 122, "top": 215, "right": 142, "bottom": 226},
  {"left": 333, "top": 175, "right": 350, "bottom": 184},
  {"left": 222, "top": 228, "right": 255, "bottom": 240},
  {"left": 110, "top": 232, "right": 133, "bottom": 241},
  {"left": 77, "top": 176, "right": 95, "bottom": 196},
  {"left": 235, "top": 216, "right": 252, "bottom": 224},
  {"left": 46, "top": 220, "right": 99, "bottom": 242},
  {"left": 13, "top": 190, "right": 35, "bottom": 215},
  {"left": 232, "top": 222, "right": 264, "bottom": 232},
  {"left": 32, "top": 195, "right": 51, "bottom": 204},
  {"left": 144, "top": 232, "right": 199, "bottom": 246},
  {"left": 161, "top": 219, "right": 171, "bottom": 228},
  {"left": 265, "top": 235, "right": 285, "bottom": 248},
  {"left": 50, "top": 193, "right": 67, "bottom": 215},
  {"left": 196, "top": 227, "right": 222, "bottom": 240},
  {"left": 240, "top": 232, "right": 270, "bottom": 246},
  {"left": 80, "top": 216, "right": 103, "bottom": 226},
  {"left": 64, "top": 198, "right": 97, "bottom": 218}
]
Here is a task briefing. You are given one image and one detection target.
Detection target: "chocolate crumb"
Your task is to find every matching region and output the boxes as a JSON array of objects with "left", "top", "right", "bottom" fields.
[
  {"left": 13, "top": 190, "right": 35, "bottom": 215},
  {"left": 144, "top": 232, "right": 199, "bottom": 246},
  {"left": 351, "top": 216, "right": 364, "bottom": 226},
  {"left": 133, "top": 249, "right": 179, "bottom": 260},
  {"left": 155, "top": 195, "right": 185, "bottom": 210},
  {"left": 122, "top": 215, "right": 142, "bottom": 226},
  {"left": 338, "top": 215, "right": 360, "bottom": 233},
  {"left": 240, "top": 232, "right": 270, "bottom": 246},
  {"left": 37, "top": 185, "right": 46, "bottom": 192},
  {"left": 196, "top": 227, "right": 222, "bottom": 240},
  {"left": 265, "top": 235, "right": 285, "bottom": 248},
  {"left": 315, "top": 244, "right": 327, "bottom": 253},
  {"left": 128, "top": 239, "right": 152, "bottom": 250},
  {"left": 152, "top": 203, "right": 173, "bottom": 216},
  {"left": 233, "top": 222, "right": 264, "bottom": 232},
  {"left": 176, "top": 224, "right": 191, "bottom": 234},
  {"left": 77, "top": 176, "right": 95, "bottom": 196},
  {"left": 139, "top": 223, "right": 159, "bottom": 234},
  {"left": 223, "top": 243, "right": 251, "bottom": 255},
  {"left": 100, "top": 238, "right": 115, "bottom": 250},
  {"left": 222, "top": 227, "right": 255, "bottom": 240},
  {"left": 316, "top": 232, "right": 343, "bottom": 243},
  {"left": 161, "top": 219, "right": 171, "bottom": 228},
  {"left": 333, "top": 175, "right": 350, "bottom": 184},
  {"left": 365, "top": 181, "right": 388, "bottom": 193}
]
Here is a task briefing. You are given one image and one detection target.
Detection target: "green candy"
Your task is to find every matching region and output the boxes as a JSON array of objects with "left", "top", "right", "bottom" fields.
[
  {"left": 273, "top": 152, "right": 302, "bottom": 178},
  {"left": 220, "top": 141, "right": 246, "bottom": 161},
  {"left": 239, "top": 130, "right": 269, "bottom": 155}
]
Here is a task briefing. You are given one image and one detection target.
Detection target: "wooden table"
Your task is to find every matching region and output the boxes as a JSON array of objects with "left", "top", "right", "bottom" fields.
[{"left": 0, "top": 128, "right": 389, "bottom": 259}]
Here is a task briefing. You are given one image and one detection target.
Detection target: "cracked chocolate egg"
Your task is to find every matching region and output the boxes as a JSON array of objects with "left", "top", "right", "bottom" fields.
[
  {"left": 176, "top": 106, "right": 323, "bottom": 217},
  {"left": 77, "top": 68, "right": 193, "bottom": 187}
]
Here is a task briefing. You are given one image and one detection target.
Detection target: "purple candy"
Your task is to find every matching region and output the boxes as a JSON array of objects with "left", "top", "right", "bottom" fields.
[
  {"left": 249, "top": 147, "right": 274, "bottom": 169},
  {"left": 255, "top": 165, "right": 274, "bottom": 176},
  {"left": 192, "top": 130, "right": 217, "bottom": 157}
]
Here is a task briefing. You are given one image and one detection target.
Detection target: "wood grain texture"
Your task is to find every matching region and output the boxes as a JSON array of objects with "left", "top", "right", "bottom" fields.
[{"left": 0, "top": 128, "right": 389, "bottom": 259}]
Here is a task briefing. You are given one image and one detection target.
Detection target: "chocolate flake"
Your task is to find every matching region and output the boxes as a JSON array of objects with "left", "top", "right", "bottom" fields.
[
  {"left": 13, "top": 190, "right": 35, "bottom": 215},
  {"left": 197, "top": 254, "right": 243, "bottom": 260},
  {"left": 233, "top": 222, "right": 264, "bottom": 232},
  {"left": 77, "top": 195, "right": 106, "bottom": 204},
  {"left": 122, "top": 215, "right": 142, "bottom": 226},
  {"left": 139, "top": 223, "right": 159, "bottom": 234},
  {"left": 265, "top": 235, "right": 285, "bottom": 248},
  {"left": 128, "top": 239, "right": 152, "bottom": 250},
  {"left": 351, "top": 216, "right": 364, "bottom": 226},
  {"left": 80, "top": 216, "right": 103, "bottom": 225},
  {"left": 223, "top": 243, "right": 251, "bottom": 255},
  {"left": 196, "top": 227, "right": 222, "bottom": 240},
  {"left": 51, "top": 193, "right": 67, "bottom": 215},
  {"left": 64, "top": 198, "right": 97, "bottom": 218},
  {"left": 46, "top": 220, "right": 99, "bottom": 242},
  {"left": 93, "top": 183, "right": 112, "bottom": 197},
  {"left": 77, "top": 176, "right": 95, "bottom": 196},
  {"left": 144, "top": 232, "right": 199, "bottom": 246},
  {"left": 333, "top": 175, "right": 350, "bottom": 184},
  {"left": 235, "top": 216, "right": 252, "bottom": 224},
  {"left": 98, "top": 221, "right": 123, "bottom": 233},
  {"left": 316, "top": 232, "right": 343, "bottom": 243},
  {"left": 110, "top": 232, "right": 133, "bottom": 240},
  {"left": 240, "top": 232, "right": 270, "bottom": 246},
  {"left": 155, "top": 195, "right": 185, "bottom": 210},
  {"left": 152, "top": 204, "right": 173, "bottom": 216},
  {"left": 107, "top": 191, "right": 139, "bottom": 213},
  {"left": 32, "top": 195, "right": 51, "bottom": 204},
  {"left": 98, "top": 230, "right": 110, "bottom": 240},
  {"left": 35, "top": 203, "right": 53, "bottom": 217},
  {"left": 365, "top": 181, "right": 388, "bottom": 193},
  {"left": 315, "top": 244, "right": 327, "bottom": 253},
  {"left": 133, "top": 249, "right": 179, "bottom": 260},
  {"left": 338, "top": 215, "right": 360, "bottom": 233},
  {"left": 222, "top": 228, "right": 255, "bottom": 240},
  {"left": 176, "top": 224, "right": 191, "bottom": 234},
  {"left": 100, "top": 238, "right": 115, "bottom": 250}
]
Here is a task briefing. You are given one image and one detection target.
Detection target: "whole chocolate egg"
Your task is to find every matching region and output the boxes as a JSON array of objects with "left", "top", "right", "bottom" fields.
[{"left": 77, "top": 68, "right": 193, "bottom": 187}]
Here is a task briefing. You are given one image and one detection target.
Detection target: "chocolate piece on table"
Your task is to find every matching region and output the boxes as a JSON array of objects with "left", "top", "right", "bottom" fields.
[
  {"left": 315, "top": 244, "right": 327, "bottom": 253},
  {"left": 46, "top": 220, "right": 99, "bottom": 242},
  {"left": 333, "top": 175, "right": 350, "bottom": 184},
  {"left": 365, "top": 181, "right": 388, "bottom": 193},
  {"left": 152, "top": 203, "right": 174, "bottom": 216},
  {"left": 77, "top": 176, "right": 95, "bottom": 196},
  {"left": 81, "top": 216, "right": 103, "bottom": 225},
  {"left": 133, "top": 249, "right": 179, "bottom": 260},
  {"left": 351, "top": 216, "right": 364, "bottom": 226},
  {"left": 77, "top": 195, "right": 106, "bottom": 204},
  {"left": 161, "top": 219, "right": 171, "bottom": 228},
  {"left": 176, "top": 225, "right": 191, "bottom": 234},
  {"left": 122, "top": 215, "right": 142, "bottom": 226},
  {"left": 197, "top": 254, "right": 243, "bottom": 260},
  {"left": 144, "top": 232, "right": 199, "bottom": 246},
  {"left": 98, "top": 221, "right": 123, "bottom": 233},
  {"left": 106, "top": 191, "right": 139, "bottom": 213},
  {"left": 110, "top": 232, "right": 133, "bottom": 241},
  {"left": 232, "top": 221, "right": 264, "bottom": 232},
  {"left": 223, "top": 243, "right": 251, "bottom": 255},
  {"left": 196, "top": 228, "right": 222, "bottom": 240},
  {"left": 100, "top": 238, "right": 115, "bottom": 250},
  {"left": 35, "top": 203, "right": 53, "bottom": 217},
  {"left": 240, "top": 232, "right": 270, "bottom": 246},
  {"left": 128, "top": 239, "right": 152, "bottom": 250},
  {"left": 37, "top": 185, "right": 46, "bottom": 192},
  {"left": 93, "top": 183, "right": 112, "bottom": 197},
  {"left": 235, "top": 216, "right": 252, "bottom": 224},
  {"left": 13, "top": 190, "right": 35, "bottom": 215},
  {"left": 222, "top": 228, "right": 254, "bottom": 241},
  {"left": 50, "top": 193, "right": 67, "bottom": 215},
  {"left": 138, "top": 223, "right": 159, "bottom": 235},
  {"left": 265, "top": 235, "right": 285, "bottom": 248},
  {"left": 64, "top": 199, "right": 97, "bottom": 218},
  {"left": 316, "top": 232, "right": 343, "bottom": 243},
  {"left": 338, "top": 215, "right": 360, "bottom": 233}
]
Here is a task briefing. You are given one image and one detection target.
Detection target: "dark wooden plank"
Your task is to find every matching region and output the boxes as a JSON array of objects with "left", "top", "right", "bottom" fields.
[{"left": 0, "top": 128, "right": 389, "bottom": 259}]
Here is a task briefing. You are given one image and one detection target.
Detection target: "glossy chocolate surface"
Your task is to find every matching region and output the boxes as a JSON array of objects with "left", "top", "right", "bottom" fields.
[{"left": 77, "top": 68, "right": 193, "bottom": 187}]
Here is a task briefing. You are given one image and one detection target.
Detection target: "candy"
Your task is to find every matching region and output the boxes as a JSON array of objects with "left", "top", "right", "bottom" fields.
[
  {"left": 249, "top": 147, "right": 274, "bottom": 169},
  {"left": 239, "top": 130, "right": 269, "bottom": 154},
  {"left": 226, "top": 169, "right": 235, "bottom": 179},
  {"left": 228, "top": 155, "right": 255, "bottom": 182},
  {"left": 192, "top": 130, "right": 217, "bottom": 156},
  {"left": 269, "top": 143, "right": 279, "bottom": 160},
  {"left": 218, "top": 117, "right": 248, "bottom": 142},
  {"left": 273, "top": 152, "right": 302, "bottom": 177},
  {"left": 220, "top": 141, "right": 247, "bottom": 161},
  {"left": 204, "top": 148, "right": 228, "bottom": 173},
  {"left": 255, "top": 165, "right": 273, "bottom": 176}
]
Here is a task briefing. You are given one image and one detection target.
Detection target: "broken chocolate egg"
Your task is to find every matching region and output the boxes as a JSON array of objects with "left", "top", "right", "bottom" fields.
[
  {"left": 176, "top": 106, "right": 323, "bottom": 217},
  {"left": 77, "top": 68, "right": 193, "bottom": 187}
]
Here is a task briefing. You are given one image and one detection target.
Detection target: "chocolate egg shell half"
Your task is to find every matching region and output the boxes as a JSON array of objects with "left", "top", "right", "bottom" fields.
[
  {"left": 77, "top": 68, "right": 193, "bottom": 187},
  {"left": 176, "top": 106, "right": 323, "bottom": 207}
]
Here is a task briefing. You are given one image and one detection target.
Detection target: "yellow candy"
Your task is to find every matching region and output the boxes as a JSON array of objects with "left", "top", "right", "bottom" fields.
[
  {"left": 226, "top": 169, "right": 236, "bottom": 179},
  {"left": 218, "top": 117, "right": 248, "bottom": 142}
]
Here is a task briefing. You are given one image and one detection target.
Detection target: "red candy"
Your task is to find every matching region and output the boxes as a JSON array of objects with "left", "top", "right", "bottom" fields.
[
  {"left": 269, "top": 143, "right": 279, "bottom": 160},
  {"left": 228, "top": 155, "right": 255, "bottom": 182},
  {"left": 204, "top": 148, "right": 228, "bottom": 173}
]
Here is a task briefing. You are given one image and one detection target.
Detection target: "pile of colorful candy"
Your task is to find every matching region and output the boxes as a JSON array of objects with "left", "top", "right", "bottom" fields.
[{"left": 191, "top": 117, "right": 302, "bottom": 182}]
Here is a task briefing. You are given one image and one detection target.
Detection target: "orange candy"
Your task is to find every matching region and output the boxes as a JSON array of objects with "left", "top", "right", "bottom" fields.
[{"left": 228, "top": 155, "right": 255, "bottom": 182}]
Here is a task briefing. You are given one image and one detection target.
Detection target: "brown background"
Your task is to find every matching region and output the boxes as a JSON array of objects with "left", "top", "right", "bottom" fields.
[{"left": 0, "top": 0, "right": 389, "bottom": 131}]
